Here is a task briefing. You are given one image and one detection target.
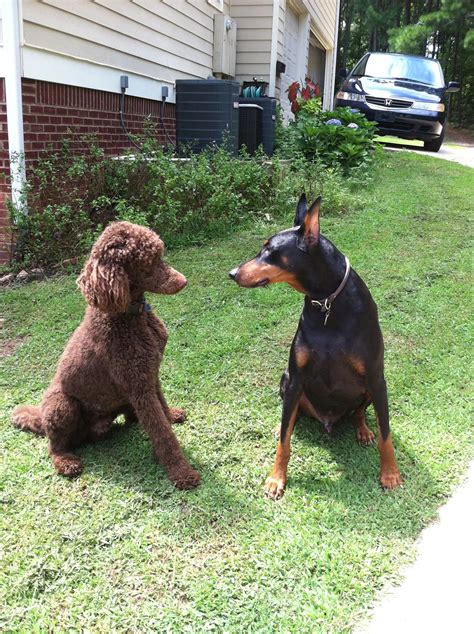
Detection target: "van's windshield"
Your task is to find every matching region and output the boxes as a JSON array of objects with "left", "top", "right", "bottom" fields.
[{"left": 352, "top": 53, "right": 444, "bottom": 88}]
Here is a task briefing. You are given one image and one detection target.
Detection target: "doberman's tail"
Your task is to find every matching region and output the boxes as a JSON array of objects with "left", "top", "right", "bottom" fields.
[{"left": 11, "top": 405, "right": 45, "bottom": 436}]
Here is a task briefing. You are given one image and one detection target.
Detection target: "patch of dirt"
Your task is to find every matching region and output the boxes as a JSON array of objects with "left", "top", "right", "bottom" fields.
[
  {"left": 446, "top": 125, "right": 474, "bottom": 147},
  {"left": 0, "top": 335, "right": 27, "bottom": 357}
]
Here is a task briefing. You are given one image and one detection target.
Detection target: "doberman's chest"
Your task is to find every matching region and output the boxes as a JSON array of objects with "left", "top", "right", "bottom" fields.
[{"left": 292, "top": 326, "right": 369, "bottom": 423}]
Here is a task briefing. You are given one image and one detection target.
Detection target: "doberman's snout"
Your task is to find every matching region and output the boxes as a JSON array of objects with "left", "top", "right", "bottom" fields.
[{"left": 228, "top": 267, "right": 238, "bottom": 281}]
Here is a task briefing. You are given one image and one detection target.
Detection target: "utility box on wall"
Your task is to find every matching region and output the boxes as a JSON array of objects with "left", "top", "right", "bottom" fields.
[{"left": 213, "top": 15, "right": 237, "bottom": 77}]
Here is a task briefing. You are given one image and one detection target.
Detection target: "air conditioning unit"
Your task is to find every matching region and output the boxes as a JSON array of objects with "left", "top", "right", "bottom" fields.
[
  {"left": 176, "top": 79, "right": 240, "bottom": 156},
  {"left": 238, "top": 97, "right": 277, "bottom": 156},
  {"left": 213, "top": 15, "right": 237, "bottom": 77}
]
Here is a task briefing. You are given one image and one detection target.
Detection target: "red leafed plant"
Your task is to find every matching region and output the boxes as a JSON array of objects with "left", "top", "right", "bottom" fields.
[{"left": 287, "top": 77, "right": 321, "bottom": 114}]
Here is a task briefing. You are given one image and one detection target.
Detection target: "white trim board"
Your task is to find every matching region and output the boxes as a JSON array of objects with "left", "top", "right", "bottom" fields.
[{"left": 21, "top": 46, "right": 176, "bottom": 103}]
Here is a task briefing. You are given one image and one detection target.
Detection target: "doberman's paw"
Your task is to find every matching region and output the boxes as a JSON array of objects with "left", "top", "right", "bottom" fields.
[
  {"left": 380, "top": 470, "right": 403, "bottom": 490},
  {"left": 357, "top": 427, "right": 375, "bottom": 447},
  {"left": 168, "top": 465, "right": 200, "bottom": 490},
  {"left": 264, "top": 474, "right": 286, "bottom": 500},
  {"left": 52, "top": 453, "right": 84, "bottom": 478},
  {"left": 169, "top": 408, "right": 187, "bottom": 424}
]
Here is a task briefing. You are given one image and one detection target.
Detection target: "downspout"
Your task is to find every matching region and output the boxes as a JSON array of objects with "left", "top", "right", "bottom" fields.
[
  {"left": 268, "top": 0, "right": 280, "bottom": 97},
  {"left": 3, "top": 0, "right": 25, "bottom": 208},
  {"left": 328, "top": 0, "right": 341, "bottom": 110}
]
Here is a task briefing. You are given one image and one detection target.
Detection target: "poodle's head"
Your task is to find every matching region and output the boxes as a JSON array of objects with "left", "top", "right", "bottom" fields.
[{"left": 77, "top": 222, "right": 187, "bottom": 314}]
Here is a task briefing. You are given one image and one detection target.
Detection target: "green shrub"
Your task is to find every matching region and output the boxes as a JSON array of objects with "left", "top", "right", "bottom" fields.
[
  {"left": 275, "top": 97, "right": 378, "bottom": 173},
  {"left": 9, "top": 131, "right": 370, "bottom": 269}
]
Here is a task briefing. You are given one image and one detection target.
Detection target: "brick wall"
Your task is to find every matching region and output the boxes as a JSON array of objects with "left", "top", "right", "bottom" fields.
[
  {"left": 0, "top": 78, "right": 177, "bottom": 264},
  {"left": 0, "top": 79, "right": 12, "bottom": 264}
]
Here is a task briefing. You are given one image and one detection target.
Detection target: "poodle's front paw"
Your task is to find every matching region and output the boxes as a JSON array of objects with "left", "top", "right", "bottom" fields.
[
  {"left": 52, "top": 453, "right": 84, "bottom": 478},
  {"left": 168, "top": 464, "right": 200, "bottom": 490},
  {"left": 169, "top": 408, "right": 187, "bottom": 424}
]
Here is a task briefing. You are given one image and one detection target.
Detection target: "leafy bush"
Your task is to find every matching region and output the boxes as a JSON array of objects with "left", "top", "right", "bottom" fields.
[
  {"left": 276, "top": 86, "right": 378, "bottom": 172},
  {"left": 9, "top": 128, "right": 370, "bottom": 269},
  {"left": 295, "top": 106, "right": 378, "bottom": 170}
]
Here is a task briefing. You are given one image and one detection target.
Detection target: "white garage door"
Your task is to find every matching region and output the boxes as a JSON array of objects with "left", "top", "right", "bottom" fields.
[{"left": 280, "top": 6, "right": 300, "bottom": 121}]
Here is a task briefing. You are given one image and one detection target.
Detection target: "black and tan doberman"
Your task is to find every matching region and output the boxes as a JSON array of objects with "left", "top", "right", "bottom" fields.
[{"left": 229, "top": 195, "right": 402, "bottom": 499}]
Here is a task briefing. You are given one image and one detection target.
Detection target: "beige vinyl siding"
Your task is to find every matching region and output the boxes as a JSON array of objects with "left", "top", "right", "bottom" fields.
[
  {"left": 21, "top": 0, "right": 228, "bottom": 83},
  {"left": 232, "top": 0, "right": 273, "bottom": 86},
  {"left": 304, "top": 0, "right": 336, "bottom": 50}
]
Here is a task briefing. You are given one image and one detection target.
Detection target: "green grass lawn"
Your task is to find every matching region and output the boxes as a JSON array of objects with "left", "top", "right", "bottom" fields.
[{"left": 1, "top": 152, "right": 473, "bottom": 632}]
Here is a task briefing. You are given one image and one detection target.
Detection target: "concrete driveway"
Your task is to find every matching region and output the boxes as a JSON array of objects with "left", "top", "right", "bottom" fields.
[
  {"left": 358, "top": 462, "right": 474, "bottom": 634},
  {"left": 380, "top": 139, "right": 474, "bottom": 168}
]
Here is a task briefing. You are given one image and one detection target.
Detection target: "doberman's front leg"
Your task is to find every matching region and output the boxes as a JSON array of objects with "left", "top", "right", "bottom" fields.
[
  {"left": 370, "top": 376, "right": 402, "bottom": 489},
  {"left": 354, "top": 396, "right": 375, "bottom": 447},
  {"left": 264, "top": 376, "right": 303, "bottom": 500},
  {"left": 129, "top": 390, "right": 199, "bottom": 490}
]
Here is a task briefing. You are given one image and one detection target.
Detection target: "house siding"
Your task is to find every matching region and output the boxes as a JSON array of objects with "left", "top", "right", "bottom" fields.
[
  {"left": 232, "top": 0, "right": 274, "bottom": 87},
  {"left": 21, "top": 0, "right": 229, "bottom": 90}
]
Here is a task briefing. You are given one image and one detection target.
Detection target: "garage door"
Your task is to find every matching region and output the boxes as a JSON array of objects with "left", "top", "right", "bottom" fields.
[{"left": 280, "top": 6, "right": 300, "bottom": 121}]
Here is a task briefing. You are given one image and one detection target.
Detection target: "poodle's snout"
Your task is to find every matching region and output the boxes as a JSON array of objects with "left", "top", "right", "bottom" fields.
[
  {"left": 177, "top": 275, "right": 187, "bottom": 291},
  {"left": 229, "top": 267, "right": 239, "bottom": 281},
  {"left": 171, "top": 270, "right": 187, "bottom": 293}
]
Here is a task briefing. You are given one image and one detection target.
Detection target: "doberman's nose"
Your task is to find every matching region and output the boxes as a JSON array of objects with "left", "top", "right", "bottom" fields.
[{"left": 228, "top": 267, "right": 238, "bottom": 280}]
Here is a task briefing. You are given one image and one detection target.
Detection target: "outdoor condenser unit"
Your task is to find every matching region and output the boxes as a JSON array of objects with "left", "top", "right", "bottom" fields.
[
  {"left": 238, "top": 97, "right": 277, "bottom": 157},
  {"left": 175, "top": 79, "right": 240, "bottom": 156}
]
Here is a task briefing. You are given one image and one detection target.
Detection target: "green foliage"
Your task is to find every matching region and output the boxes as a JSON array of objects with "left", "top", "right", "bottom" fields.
[
  {"left": 278, "top": 102, "right": 377, "bottom": 172},
  {"left": 10, "top": 133, "right": 368, "bottom": 269},
  {"left": 297, "top": 96, "right": 323, "bottom": 116}
]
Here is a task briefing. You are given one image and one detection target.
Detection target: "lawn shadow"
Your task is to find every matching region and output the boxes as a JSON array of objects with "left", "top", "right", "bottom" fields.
[
  {"left": 74, "top": 421, "right": 263, "bottom": 532},
  {"left": 287, "top": 410, "right": 435, "bottom": 535}
]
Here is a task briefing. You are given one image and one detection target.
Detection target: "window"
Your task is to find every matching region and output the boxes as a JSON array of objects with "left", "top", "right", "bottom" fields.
[{"left": 208, "top": 0, "right": 224, "bottom": 11}]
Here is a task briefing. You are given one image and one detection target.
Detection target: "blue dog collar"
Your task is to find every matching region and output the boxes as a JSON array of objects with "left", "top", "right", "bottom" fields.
[{"left": 126, "top": 298, "right": 152, "bottom": 315}]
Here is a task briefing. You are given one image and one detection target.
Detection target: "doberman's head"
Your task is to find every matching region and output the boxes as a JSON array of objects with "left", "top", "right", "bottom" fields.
[{"left": 229, "top": 194, "right": 322, "bottom": 294}]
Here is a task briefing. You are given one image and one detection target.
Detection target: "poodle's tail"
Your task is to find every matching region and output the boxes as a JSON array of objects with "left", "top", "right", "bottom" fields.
[{"left": 11, "top": 405, "right": 45, "bottom": 436}]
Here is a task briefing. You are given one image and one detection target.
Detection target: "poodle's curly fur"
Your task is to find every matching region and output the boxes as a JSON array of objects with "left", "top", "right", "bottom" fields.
[{"left": 12, "top": 222, "right": 200, "bottom": 489}]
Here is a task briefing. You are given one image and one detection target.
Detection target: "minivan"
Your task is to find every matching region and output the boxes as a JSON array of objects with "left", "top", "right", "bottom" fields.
[{"left": 335, "top": 52, "right": 460, "bottom": 152}]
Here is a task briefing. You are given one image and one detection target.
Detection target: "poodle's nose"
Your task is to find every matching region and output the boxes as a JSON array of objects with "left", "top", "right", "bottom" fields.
[{"left": 228, "top": 267, "right": 238, "bottom": 280}]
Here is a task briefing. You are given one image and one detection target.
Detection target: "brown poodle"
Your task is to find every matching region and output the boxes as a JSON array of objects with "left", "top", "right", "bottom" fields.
[{"left": 12, "top": 222, "right": 200, "bottom": 489}]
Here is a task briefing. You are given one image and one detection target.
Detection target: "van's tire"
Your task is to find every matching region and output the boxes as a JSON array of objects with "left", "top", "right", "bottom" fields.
[{"left": 424, "top": 129, "right": 444, "bottom": 152}]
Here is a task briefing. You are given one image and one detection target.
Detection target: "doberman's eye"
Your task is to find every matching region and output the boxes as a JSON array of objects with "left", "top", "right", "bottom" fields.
[{"left": 265, "top": 248, "right": 280, "bottom": 263}]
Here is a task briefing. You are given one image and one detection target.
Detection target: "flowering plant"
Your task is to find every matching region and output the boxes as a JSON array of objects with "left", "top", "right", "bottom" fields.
[{"left": 287, "top": 78, "right": 321, "bottom": 114}]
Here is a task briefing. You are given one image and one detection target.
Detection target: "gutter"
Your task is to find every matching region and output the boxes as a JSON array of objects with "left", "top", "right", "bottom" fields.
[
  {"left": 329, "top": 0, "right": 341, "bottom": 110},
  {"left": 2, "top": 0, "right": 25, "bottom": 208},
  {"left": 268, "top": 0, "right": 280, "bottom": 97}
]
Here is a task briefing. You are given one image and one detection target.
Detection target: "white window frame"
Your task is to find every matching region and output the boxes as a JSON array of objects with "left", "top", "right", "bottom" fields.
[{"left": 207, "top": 0, "right": 224, "bottom": 11}]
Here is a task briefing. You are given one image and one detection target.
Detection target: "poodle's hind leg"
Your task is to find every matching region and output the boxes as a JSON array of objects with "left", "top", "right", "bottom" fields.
[
  {"left": 12, "top": 405, "right": 45, "bottom": 436},
  {"left": 42, "top": 389, "right": 85, "bottom": 477},
  {"left": 86, "top": 415, "right": 114, "bottom": 442},
  {"left": 156, "top": 380, "right": 187, "bottom": 424}
]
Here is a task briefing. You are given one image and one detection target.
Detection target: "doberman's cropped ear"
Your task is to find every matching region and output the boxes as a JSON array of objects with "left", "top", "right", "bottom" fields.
[
  {"left": 302, "top": 196, "right": 321, "bottom": 247},
  {"left": 294, "top": 193, "right": 307, "bottom": 226}
]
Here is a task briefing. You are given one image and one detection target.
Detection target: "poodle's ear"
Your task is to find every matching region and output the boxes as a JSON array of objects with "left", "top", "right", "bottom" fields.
[{"left": 77, "top": 256, "right": 130, "bottom": 314}]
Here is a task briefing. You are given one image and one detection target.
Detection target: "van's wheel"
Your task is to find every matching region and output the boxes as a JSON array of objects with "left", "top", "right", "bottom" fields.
[{"left": 424, "top": 129, "right": 444, "bottom": 152}]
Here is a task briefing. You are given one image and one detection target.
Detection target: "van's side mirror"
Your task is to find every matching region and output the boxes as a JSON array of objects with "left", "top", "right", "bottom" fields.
[
  {"left": 446, "top": 81, "right": 460, "bottom": 93},
  {"left": 338, "top": 68, "right": 349, "bottom": 78}
]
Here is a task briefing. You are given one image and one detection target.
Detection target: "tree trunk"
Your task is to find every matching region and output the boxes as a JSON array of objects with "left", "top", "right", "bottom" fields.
[{"left": 341, "top": 2, "right": 354, "bottom": 70}]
